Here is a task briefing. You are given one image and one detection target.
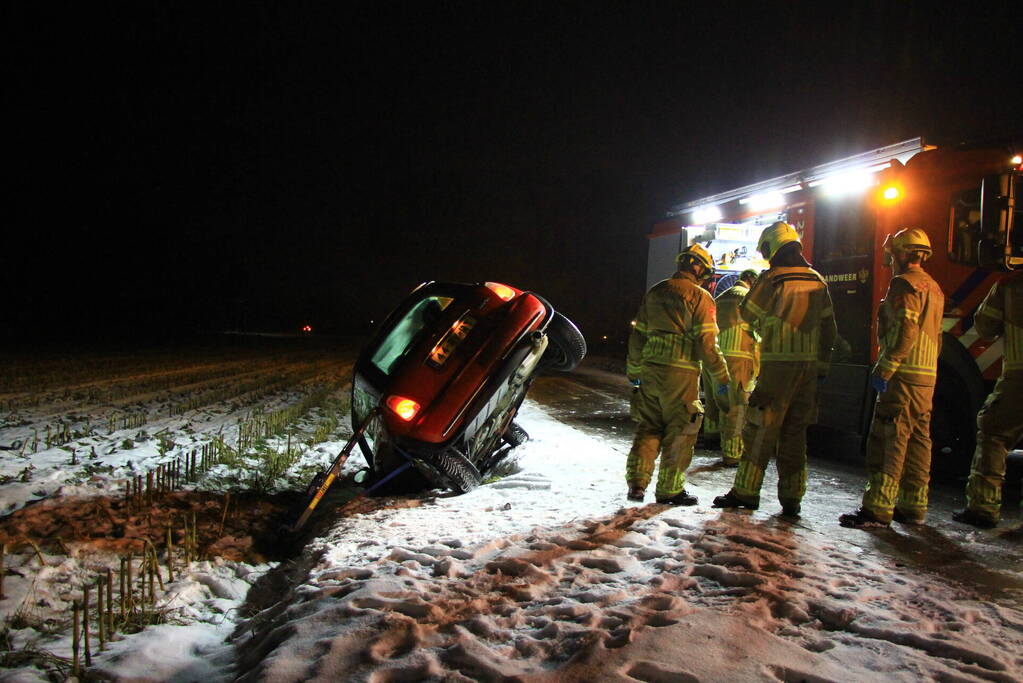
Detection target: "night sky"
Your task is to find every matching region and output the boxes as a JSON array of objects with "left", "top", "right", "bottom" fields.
[{"left": 7, "top": 3, "right": 1021, "bottom": 348}]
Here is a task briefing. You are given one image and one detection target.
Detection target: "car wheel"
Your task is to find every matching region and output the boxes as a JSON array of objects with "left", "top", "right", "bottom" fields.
[
  {"left": 503, "top": 421, "right": 529, "bottom": 447},
  {"left": 540, "top": 311, "right": 587, "bottom": 372},
  {"left": 430, "top": 448, "right": 483, "bottom": 493}
]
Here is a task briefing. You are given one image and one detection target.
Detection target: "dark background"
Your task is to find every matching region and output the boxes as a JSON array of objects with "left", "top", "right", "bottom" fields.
[{"left": 6, "top": 2, "right": 1021, "bottom": 350}]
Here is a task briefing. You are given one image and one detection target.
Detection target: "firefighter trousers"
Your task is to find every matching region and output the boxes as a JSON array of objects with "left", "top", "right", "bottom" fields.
[
  {"left": 721, "top": 358, "right": 755, "bottom": 463},
  {"left": 861, "top": 376, "right": 934, "bottom": 522},
  {"left": 702, "top": 366, "right": 721, "bottom": 438},
  {"left": 626, "top": 365, "right": 703, "bottom": 498},
  {"left": 731, "top": 361, "right": 817, "bottom": 507},
  {"left": 965, "top": 371, "right": 1023, "bottom": 521},
  {"left": 703, "top": 359, "right": 754, "bottom": 461}
]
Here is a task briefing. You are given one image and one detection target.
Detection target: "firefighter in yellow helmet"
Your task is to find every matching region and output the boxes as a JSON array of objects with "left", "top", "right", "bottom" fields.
[
  {"left": 713, "top": 222, "right": 836, "bottom": 516},
  {"left": 840, "top": 228, "right": 944, "bottom": 528},
  {"left": 626, "top": 243, "right": 730, "bottom": 505},
  {"left": 954, "top": 270, "right": 1023, "bottom": 528},
  {"left": 702, "top": 269, "right": 760, "bottom": 466}
]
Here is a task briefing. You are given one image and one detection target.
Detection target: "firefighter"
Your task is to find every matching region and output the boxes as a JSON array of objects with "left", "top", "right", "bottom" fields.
[
  {"left": 953, "top": 271, "right": 1023, "bottom": 529},
  {"left": 713, "top": 222, "right": 836, "bottom": 516},
  {"left": 711, "top": 269, "right": 761, "bottom": 466},
  {"left": 840, "top": 228, "right": 944, "bottom": 528},
  {"left": 626, "top": 243, "right": 730, "bottom": 505}
]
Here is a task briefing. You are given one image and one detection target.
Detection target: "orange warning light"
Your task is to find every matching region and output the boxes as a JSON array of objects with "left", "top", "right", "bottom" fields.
[{"left": 386, "top": 395, "right": 421, "bottom": 421}]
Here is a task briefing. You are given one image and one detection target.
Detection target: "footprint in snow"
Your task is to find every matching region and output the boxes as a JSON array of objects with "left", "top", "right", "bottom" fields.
[{"left": 624, "top": 660, "right": 700, "bottom": 683}]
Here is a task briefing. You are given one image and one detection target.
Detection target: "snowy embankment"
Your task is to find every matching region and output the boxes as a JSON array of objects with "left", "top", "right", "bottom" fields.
[
  {"left": 216, "top": 402, "right": 1022, "bottom": 682},
  {"left": 4, "top": 395, "right": 1022, "bottom": 682}
]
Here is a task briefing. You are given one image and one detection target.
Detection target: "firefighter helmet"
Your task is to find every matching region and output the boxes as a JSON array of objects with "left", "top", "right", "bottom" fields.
[
  {"left": 757, "top": 221, "right": 801, "bottom": 260},
  {"left": 884, "top": 228, "right": 932, "bottom": 259},
  {"left": 676, "top": 243, "right": 715, "bottom": 275},
  {"left": 739, "top": 268, "right": 759, "bottom": 284}
]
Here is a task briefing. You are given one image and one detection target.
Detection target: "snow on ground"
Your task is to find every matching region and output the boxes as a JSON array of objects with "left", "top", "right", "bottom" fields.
[
  {"left": 220, "top": 402, "right": 1021, "bottom": 682},
  {"left": 4, "top": 396, "right": 1023, "bottom": 681}
]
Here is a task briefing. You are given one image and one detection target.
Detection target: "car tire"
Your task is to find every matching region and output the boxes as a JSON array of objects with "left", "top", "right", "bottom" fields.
[
  {"left": 540, "top": 311, "right": 587, "bottom": 372},
  {"left": 503, "top": 421, "right": 529, "bottom": 447},
  {"left": 430, "top": 448, "right": 483, "bottom": 493}
]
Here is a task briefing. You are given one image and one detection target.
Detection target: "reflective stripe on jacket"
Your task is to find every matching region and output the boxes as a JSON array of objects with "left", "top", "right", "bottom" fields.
[
  {"left": 716, "top": 282, "right": 757, "bottom": 362},
  {"left": 740, "top": 266, "right": 836, "bottom": 373},
  {"left": 874, "top": 267, "right": 944, "bottom": 386},
  {"left": 627, "top": 271, "right": 730, "bottom": 384},
  {"left": 974, "top": 271, "right": 1023, "bottom": 373}
]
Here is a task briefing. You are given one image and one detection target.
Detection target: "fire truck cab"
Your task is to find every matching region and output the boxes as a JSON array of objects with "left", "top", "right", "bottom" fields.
[{"left": 648, "top": 138, "right": 1022, "bottom": 472}]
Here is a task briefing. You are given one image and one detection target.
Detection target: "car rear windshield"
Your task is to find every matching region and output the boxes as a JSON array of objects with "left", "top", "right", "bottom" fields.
[{"left": 369, "top": 295, "right": 454, "bottom": 376}]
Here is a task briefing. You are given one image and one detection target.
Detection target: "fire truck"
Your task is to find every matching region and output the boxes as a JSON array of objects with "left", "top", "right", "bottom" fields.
[{"left": 647, "top": 137, "right": 1022, "bottom": 472}]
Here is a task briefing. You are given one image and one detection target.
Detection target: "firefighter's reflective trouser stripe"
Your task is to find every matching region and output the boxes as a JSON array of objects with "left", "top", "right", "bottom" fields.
[
  {"left": 731, "top": 361, "right": 816, "bottom": 505},
  {"left": 861, "top": 376, "right": 934, "bottom": 522},
  {"left": 626, "top": 364, "right": 702, "bottom": 498},
  {"left": 965, "top": 371, "right": 1023, "bottom": 520}
]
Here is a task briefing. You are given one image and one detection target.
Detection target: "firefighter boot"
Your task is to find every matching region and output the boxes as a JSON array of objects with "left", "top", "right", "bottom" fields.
[
  {"left": 952, "top": 508, "right": 997, "bottom": 529},
  {"left": 780, "top": 500, "right": 801, "bottom": 517},
  {"left": 627, "top": 486, "right": 645, "bottom": 503},
  {"left": 839, "top": 508, "right": 889, "bottom": 529},
  {"left": 712, "top": 490, "right": 759, "bottom": 510},
  {"left": 892, "top": 508, "right": 925, "bottom": 525},
  {"left": 656, "top": 490, "right": 698, "bottom": 506}
]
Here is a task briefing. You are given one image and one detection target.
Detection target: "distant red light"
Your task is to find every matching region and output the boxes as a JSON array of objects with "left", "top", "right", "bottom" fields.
[{"left": 302, "top": 325, "right": 313, "bottom": 333}]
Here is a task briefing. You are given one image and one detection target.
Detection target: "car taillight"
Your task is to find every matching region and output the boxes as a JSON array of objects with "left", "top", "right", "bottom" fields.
[
  {"left": 386, "top": 395, "right": 421, "bottom": 421},
  {"left": 485, "top": 282, "right": 516, "bottom": 301}
]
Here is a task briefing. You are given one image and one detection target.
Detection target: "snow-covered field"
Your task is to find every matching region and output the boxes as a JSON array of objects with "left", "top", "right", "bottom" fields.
[{"left": 2, "top": 350, "right": 1022, "bottom": 682}]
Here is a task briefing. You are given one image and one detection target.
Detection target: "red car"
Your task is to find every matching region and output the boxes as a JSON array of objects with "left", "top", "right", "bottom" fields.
[{"left": 351, "top": 281, "right": 586, "bottom": 493}]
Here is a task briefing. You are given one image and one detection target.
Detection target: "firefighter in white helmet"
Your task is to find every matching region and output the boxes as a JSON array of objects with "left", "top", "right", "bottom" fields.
[
  {"left": 840, "top": 228, "right": 944, "bottom": 528},
  {"left": 714, "top": 221, "right": 837, "bottom": 516},
  {"left": 954, "top": 270, "right": 1023, "bottom": 529},
  {"left": 626, "top": 243, "right": 730, "bottom": 505}
]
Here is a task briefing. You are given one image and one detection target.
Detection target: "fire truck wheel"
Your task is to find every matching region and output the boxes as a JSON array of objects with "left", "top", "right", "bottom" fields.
[
  {"left": 930, "top": 381, "right": 975, "bottom": 478},
  {"left": 540, "top": 312, "right": 587, "bottom": 372}
]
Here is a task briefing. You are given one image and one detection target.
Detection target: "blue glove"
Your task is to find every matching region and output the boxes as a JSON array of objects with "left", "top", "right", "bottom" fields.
[
  {"left": 630, "top": 378, "right": 642, "bottom": 388},
  {"left": 870, "top": 373, "right": 888, "bottom": 394},
  {"left": 716, "top": 383, "right": 729, "bottom": 398}
]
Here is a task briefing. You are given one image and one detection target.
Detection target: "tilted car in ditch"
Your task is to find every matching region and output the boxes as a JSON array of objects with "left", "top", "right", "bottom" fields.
[{"left": 350, "top": 280, "right": 586, "bottom": 493}]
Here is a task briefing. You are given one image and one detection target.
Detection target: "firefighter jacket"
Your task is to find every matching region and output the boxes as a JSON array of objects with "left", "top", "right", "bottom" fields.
[
  {"left": 628, "top": 271, "right": 730, "bottom": 385},
  {"left": 873, "top": 266, "right": 944, "bottom": 386},
  {"left": 973, "top": 271, "right": 1023, "bottom": 373},
  {"left": 739, "top": 266, "right": 837, "bottom": 374},
  {"left": 716, "top": 281, "right": 758, "bottom": 364}
]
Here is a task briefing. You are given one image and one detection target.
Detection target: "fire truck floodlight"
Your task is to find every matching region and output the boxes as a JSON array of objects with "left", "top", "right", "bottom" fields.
[
  {"left": 692, "top": 205, "right": 722, "bottom": 224},
  {"left": 881, "top": 185, "right": 901, "bottom": 202},
  {"left": 740, "top": 192, "right": 784, "bottom": 211},
  {"left": 816, "top": 171, "right": 876, "bottom": 198}
]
